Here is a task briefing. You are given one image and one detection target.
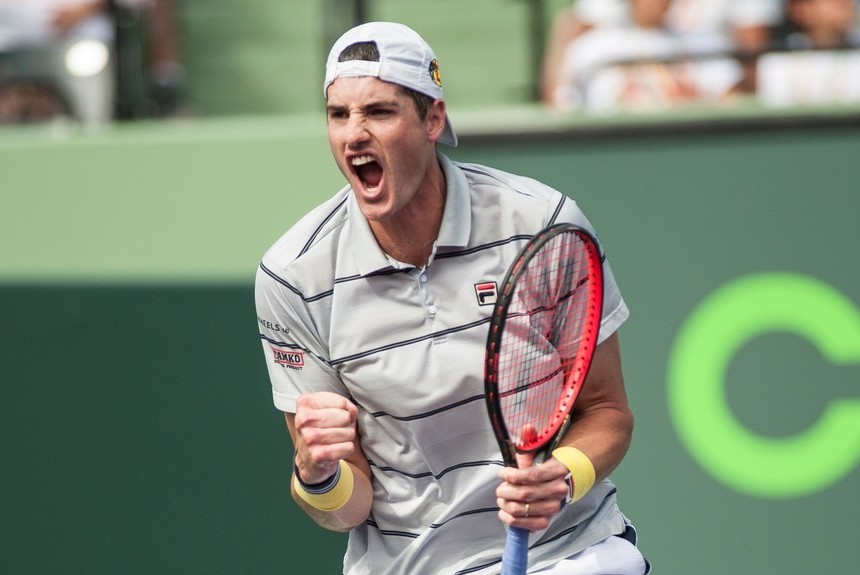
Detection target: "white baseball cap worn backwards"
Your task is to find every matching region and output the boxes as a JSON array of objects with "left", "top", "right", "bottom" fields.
[{"left": 324, "top": 21, "right": 458, "bottom": 147}]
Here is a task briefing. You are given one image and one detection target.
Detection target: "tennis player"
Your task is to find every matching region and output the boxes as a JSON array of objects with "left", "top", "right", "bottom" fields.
[{"left": 255, "top": 21, "right": 649, "bottom": 575}]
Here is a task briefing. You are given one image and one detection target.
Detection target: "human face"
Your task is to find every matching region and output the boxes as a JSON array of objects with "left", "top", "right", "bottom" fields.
[
  {"left": 326, "top": 76, "right": 446, "bottom": 226},
  {"left": 801, "top": 0, "right": 856, "bottom": 36},
  {"left": 631, "top": 0, "right": 671, "bottom": 29}
]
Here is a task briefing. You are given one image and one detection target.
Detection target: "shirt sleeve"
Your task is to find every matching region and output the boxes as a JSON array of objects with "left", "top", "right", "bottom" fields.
[
  {"left": 729, "top": 0, "right": 783, "bottom": 27},
  {"left": 255, "top": 257, "right": 348, "bottom": 414},
  {"left": 572, "top": 0, "right": 627, "bottom": 26},
  {"left": 555, "top": 197, "right": 630, "bottom": 344}
]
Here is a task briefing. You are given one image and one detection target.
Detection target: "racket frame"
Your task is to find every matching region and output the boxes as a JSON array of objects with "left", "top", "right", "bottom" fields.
[{"left": 484, "top": 222, "right": 605, "bottom": 467}]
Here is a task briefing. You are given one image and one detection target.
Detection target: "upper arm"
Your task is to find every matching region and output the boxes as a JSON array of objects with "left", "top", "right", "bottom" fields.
[
  {"left": 565, "top": 331, "right": 634, "bottom": 477},
  {"left": 574, "top": 331, "right": 630, "bottom": 417}
]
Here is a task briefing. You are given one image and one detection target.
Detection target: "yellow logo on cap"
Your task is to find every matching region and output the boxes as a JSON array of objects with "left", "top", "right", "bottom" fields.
[{"left": 429, "top": 59, "right": 442, "bottom": 87}]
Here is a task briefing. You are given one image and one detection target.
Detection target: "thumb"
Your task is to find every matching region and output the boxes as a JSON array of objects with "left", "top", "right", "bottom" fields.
[{"left": 515, "top": 423, "right": 538, "bottom": 469}]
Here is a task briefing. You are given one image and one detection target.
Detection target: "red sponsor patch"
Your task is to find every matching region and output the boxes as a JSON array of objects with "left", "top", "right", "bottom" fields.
[{"left": 271, "top": 346, "right": 304, "bottom": 370}]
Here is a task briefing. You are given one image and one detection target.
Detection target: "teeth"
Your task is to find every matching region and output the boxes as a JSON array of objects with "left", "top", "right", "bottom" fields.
[{"left": 351, "top": 155, "right": 374, "bottom": 166}]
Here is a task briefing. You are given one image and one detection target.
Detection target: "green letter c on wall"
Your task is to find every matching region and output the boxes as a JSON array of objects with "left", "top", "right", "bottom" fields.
[{"left": 667, "top": 273, "right": 860, "bottom": 498}]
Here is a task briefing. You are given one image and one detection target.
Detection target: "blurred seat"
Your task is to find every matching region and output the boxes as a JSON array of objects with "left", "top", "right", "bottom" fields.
[
  {"left": 758, "top": 47, "right": 860, "bottom": 107},
  {"left": 0, "top": 47, "right": 73, "bottom": 123},
  {"left": 0, "top": 2, "right": 149, "bottom": 125}
]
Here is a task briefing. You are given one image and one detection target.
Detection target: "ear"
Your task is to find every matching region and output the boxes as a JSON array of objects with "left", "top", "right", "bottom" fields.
[{"left": 426, "top": 99, "right": 448, "bottom": 143}]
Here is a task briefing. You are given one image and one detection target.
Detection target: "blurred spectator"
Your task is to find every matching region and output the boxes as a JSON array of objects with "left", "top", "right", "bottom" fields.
[
  {"left": 781, "top": 0, "right": 860, "bottom": 49},
  {"left": 541, "top": 0, "right": 783, "bottom": 105},
  {"left": 758, "top": 0, "right": 860, "bottom": 106},
  {"left": 0, "top": 0, "right": 117, "bottom": 123},
  {"left": 665, "top": 0, "right": 783, "bottom": 52},
  {"left": 144, "top": 0, "right": 186, "bottom": 117},
  {"left": 0, "top": 0, "right": 114, "bottom": 49},
  {"left": 549, "top": 0, "right": 745, "bottom": 113},
  {"left": 0, "top": 0, "right": 186, "bottom": 124}
]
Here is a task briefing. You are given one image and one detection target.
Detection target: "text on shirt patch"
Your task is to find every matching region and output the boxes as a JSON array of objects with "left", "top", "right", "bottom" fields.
[
  {"left": 271, "top": 346, "right": 304, "bottom": 370},
  {"left": 474, "top": 281, "right": 498, "bottom": 306},
  {"left": 258, "top": 316, "right": 290, "bottom": 334}
]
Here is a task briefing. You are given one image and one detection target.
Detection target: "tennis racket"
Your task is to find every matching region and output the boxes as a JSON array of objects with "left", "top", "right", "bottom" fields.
[{"left": 484, "top": 223, "right": 604, "bottom": 575}]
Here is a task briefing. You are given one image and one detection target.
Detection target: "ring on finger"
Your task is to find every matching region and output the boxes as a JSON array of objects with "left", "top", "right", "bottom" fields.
[{"left": 523, "top": 502, "right": 530, "bottom": 517}]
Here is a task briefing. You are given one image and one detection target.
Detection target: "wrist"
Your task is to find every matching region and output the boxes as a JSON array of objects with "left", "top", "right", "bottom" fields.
[
  {"left": 552, "top": 446, "right": 596, "bottom": 503},
  {"left": 293, "top": 460, "right": 339, "bottom": 491},
  {"left": 292, "top": 459, "right": 355, "bottom": 511}
]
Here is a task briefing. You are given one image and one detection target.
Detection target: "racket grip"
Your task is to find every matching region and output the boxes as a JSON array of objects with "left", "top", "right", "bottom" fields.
[{"left": 500, "top": 525, "right": 529, "bottom": 575}]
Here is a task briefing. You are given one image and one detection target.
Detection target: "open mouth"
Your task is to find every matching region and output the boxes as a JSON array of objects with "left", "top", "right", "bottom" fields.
[{"left": 351, "top": 154, "right": 383, "bottom": 190}]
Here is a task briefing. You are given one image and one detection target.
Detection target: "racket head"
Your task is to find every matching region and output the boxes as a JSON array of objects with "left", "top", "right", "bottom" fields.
[{"left": 484, "top": 223, "right": 604, "bottom": 467}]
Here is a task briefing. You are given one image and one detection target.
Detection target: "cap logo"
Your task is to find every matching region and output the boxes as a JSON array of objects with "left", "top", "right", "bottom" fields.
[{"left": 429, "top": 59, "right": 442, "bottom": 88}]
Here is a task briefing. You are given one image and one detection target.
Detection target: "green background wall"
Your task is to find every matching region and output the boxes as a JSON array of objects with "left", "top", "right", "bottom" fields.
[
  {"left": 3, "top": 106, "right": 858, "bottom": 573},
  {"left": 177, "top": 0, "right": 570, "bottom": 116}
]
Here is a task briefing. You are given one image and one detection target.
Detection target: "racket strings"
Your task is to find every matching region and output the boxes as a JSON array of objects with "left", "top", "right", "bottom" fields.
[{"left": 497, "top": 231, "right": 596, "bottom": 449}]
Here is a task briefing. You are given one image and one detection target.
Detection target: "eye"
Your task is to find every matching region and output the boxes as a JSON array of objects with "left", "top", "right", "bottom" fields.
[
  {"left": 367, "top": 107, "right": 393, "bottom": 118},
  {"left": 327, "top": 107, "right": 348, "bottom": 121}
]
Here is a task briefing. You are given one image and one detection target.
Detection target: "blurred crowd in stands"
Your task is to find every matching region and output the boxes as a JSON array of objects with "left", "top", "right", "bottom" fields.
[
  {"left": 1, "top": 0, "right": 858, "bottom": 126},
  {"left": 542, "top": 0, "right": 860, "bottom": 113},
  {"left": 0, "top": 0, "right": 185, "bottom": 124}
]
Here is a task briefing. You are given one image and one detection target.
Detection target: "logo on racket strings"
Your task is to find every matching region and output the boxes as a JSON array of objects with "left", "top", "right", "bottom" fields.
[{"left": 474, "top": 282, "right": 498, "bottom": 306}]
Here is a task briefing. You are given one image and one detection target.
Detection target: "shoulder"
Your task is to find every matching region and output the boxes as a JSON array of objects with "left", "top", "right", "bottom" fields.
[
  {"left": 726, "top": 0, "right": 783, "bottom": 26},
  {"left": 447, "top": 157, "right": 588, "bottom": 235},
  {"left": 452, "top": 160, "right": 564, "bottom": 204},
  {"left": 257, "top": 187, "right": 351, "bottom": 293}
]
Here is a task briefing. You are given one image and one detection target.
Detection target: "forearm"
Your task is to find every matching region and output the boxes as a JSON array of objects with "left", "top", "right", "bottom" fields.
[
  {"left": 496, "top": 400, "right": 632, "bottom": 530},
  {"left": 559, "top": 403, "right": 633, "bottom": 482},
  {"left": 291, "top": 459, "right": 373, "bottom": 532},
  {"left": 52, "top": 0, "right": 108, "bottom": 32},
  {"left": 285, "top": 404, "right": 373, "bottom": 531},
  {"left": 78, "top": 0, "right": 109, "bottom": 17},
  {"left": 559, "top": 332, "right": 633, "bottom": 481}
]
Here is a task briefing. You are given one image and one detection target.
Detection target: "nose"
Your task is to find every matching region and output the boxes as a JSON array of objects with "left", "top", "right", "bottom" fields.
[{"left": 345, "top": 115, "right": 370, "bottom": 149}]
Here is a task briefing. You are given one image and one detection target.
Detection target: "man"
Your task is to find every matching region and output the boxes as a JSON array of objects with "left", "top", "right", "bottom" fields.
[
  {"left": 0, "top": 0, "right": 185, "bottom": 119},
  {"left": 541, "top": 0, "right": 783, "bottom": 105},
  {"left": 783, "top": 0, "right": 860, "bottom": 49},
  {"left": 255, "top": 22, "right": 648, "bottom": 575},
  {"left": 0, "top": 0, "right": 112, "bottom": 56},
  {"left": 549, "top": 0, "right": 745, "bottom": 112}
]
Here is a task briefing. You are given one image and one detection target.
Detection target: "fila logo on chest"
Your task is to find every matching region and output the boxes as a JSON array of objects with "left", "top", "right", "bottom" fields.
[{"left": 474, "top": 281, "right": 498, "bottom": 306}]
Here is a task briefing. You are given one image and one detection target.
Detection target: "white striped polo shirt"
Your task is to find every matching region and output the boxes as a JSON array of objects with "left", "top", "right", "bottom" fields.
[{"left": 255, "top": 152, "right": 630, "bottom": 575}]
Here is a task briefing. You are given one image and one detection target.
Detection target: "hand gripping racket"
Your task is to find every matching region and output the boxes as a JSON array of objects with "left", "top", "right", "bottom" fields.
[{"left": 484, "top": 223, "right": 604, "bottom": 575}]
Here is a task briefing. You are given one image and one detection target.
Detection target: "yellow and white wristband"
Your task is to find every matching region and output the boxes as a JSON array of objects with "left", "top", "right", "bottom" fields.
[
  {"left": 293, "top": 459, "right": 354, "bottom": 512},
  {"left": 552, "top": 446, "right": 596, "bottom": 504}
]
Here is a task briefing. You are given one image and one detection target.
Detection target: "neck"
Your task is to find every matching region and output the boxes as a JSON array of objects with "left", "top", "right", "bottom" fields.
[
  {"left": 382, "top": 236, "right": 438, "bottom": 268},
  {"left": 372, "top": 158, "right": 446, "bottom": 267}
]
